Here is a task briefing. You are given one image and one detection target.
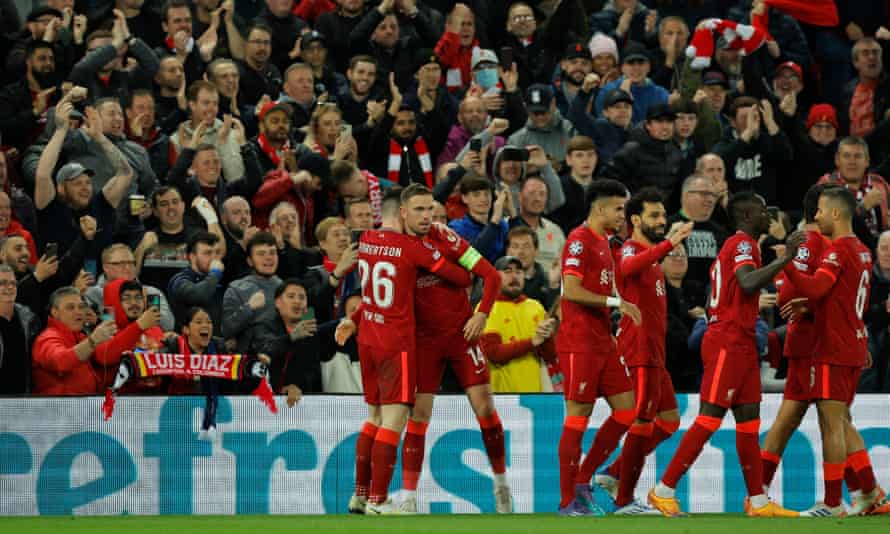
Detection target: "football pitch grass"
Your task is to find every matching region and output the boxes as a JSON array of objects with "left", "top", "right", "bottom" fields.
[{"left": 6, "top": 515, "right": 890, "bottom": 534}]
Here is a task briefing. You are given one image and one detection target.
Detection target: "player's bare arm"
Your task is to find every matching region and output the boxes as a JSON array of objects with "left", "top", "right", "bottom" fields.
[
  {"left": 563, "top": 274, "right": 641, "bottom": 324},
  {"left": 735, "top": 231, "right": 805, "bottom": 294}
]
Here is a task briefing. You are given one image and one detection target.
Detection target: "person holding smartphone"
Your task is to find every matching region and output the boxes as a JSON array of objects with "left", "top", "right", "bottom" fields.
[{"left": 92, "top": 278, "right": 166, "bottom": 393}]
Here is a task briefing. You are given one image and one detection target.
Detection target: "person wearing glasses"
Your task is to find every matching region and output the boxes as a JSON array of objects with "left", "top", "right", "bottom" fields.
[
  {"left": 236, "top": 24, "right": 282, "bottom": 108},
  {"left": 667, "top": 174, "right": 728, "bottom": 288}
]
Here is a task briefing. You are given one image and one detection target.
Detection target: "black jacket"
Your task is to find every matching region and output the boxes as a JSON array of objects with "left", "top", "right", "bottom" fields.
[
  {"left": 253, "top": 7, "right": 308, "bottom": 74},
  {"left": 712, "top": 125, "right": 793, "bottom": 206},
  {"left": 599, "top": 126, "right": 685, "bottom": 200},
  {"left": 244, "top": 314, "right": 322, "bottom": 394},
  {"left": 69, "top": 40, "right": 159, "bottom": 103}
]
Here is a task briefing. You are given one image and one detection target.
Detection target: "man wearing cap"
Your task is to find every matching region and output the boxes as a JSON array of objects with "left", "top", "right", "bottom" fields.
[
  {"left": 554, "top": 42, "right": 594, "bottom": 116},
  {"left": 595, "top": 41, "right": 669, "bottom": 124},
  {"left": 251, "top": 100, "right": 296, "bottom": 174},
  {"left": 478, "top": 254, "right": 558, "bottom": 393},
  {"left": 600, "top": 103, "right": 684, "bottom": 201},
  {"left": 407, "top": 48, "right": 458, "bottom": 154},
  {"left": 300, "top": 30, "right": 347, "bottom": 97},
  {"left": 434, "top": 3, "right": 480, "bottom": 93},
  {"left": 507, "top": 84, "right": 577, "bottom": 167},
  {"left": 236, "top": 24, "right": 282, "bottom": 109},
  {"left": 253, "top": 151, "right": 331, "bottom": 245},
  {"left": 569, "top": 81, "right": 632, "bottom": 164},
  {"left": 34, "top": 96, "right": 133, "bottom": 261},
  {"left": 772, "top": 61, "right": 806, "bottom": 118},
  {"left": 4, "top": 6, "right": 75, "bottom": 85},
  {"left": 680, "top": 66, "right": 731, "bottom": 151}
]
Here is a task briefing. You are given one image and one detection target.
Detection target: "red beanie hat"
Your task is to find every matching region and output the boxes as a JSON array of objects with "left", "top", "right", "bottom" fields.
[{"left": 806, "top": 103, "right": 838, "bottom": 131}]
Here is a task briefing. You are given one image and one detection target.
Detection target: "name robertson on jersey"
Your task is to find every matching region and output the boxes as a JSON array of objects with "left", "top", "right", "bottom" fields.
[{"left": 359, "top": 243, "right": 403, "bottom": 257}]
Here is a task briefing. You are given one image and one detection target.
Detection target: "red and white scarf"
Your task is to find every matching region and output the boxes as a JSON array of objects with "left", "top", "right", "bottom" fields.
[
  {"left": 388, "top": 137, "right": 433, "bottom": 187},
  {"left": 364, "top": 170, "right": 383, "bottom": 226},
  {"left": 164, "top": 35, "right": 195, "bottom": 54},
  {"left": 257, "top": 133, "right": 291, "bottom": 168}
]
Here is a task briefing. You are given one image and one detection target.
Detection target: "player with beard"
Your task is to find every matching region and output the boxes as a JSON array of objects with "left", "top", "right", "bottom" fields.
[
  {"left": 648, "top": 192, "right": 803, "bottom": 517},
  {"left": 398, "top": 201, "right": 510, "bottom": 513},
  {"left": 780, "top": 187, "right": 890, "bottom": 517},
  {"left": 555, "top": 43, "right": 594, "bottom": 116},
  {"left": 337, "top": 185, "right": 473, "bottom": 514},
  {"left": 591, "top": 188, "right": 692, "bottom": 514},
  {"left": 556, "top": 179, "right": 642, "bottom": 516}
]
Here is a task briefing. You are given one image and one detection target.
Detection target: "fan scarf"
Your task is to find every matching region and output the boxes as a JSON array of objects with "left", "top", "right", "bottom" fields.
[
  {"left": 257, "top": 133, "right": 290, "bottom": 168},
  {"left": 388, "top": 138, "right": 433, "bottom": 187},
  {"left": 102, "top": 348, "right": 277, "bottom": 421},
  {"left": 686, "top": 18, "right": 767, "bottom": 70}
]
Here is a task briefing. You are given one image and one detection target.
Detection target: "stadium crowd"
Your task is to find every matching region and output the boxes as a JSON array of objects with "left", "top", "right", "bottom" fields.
[{"left": 1, "top": 0, "right": 890, "bottom": 398}]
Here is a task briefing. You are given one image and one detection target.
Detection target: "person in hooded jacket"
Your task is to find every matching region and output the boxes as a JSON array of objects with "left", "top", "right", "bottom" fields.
[{"left": 94, "top": 278, "right": 166, "bottom": 393}]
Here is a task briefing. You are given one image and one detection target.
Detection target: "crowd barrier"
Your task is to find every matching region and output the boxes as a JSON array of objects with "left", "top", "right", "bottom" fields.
[{"left": 1, "top": 394, "right": 888, "bottom": 515}]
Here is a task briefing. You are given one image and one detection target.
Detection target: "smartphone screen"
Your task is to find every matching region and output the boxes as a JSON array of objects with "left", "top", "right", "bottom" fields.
[
  {"left": 45, "top": 243, "right": 58, "bottom": 259},
  {"left": 148, "top": 294, "right": 161, "bottom": 308},
  {"left": 301, "top": 307, "right": 315, "bottom": 321}
]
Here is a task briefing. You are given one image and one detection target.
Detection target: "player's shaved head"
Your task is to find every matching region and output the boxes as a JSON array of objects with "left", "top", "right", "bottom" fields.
[
  {"left": 381, "top": 186, "right": 403, "bottom": 218},
  {"left": 820, "top": 186, "right": 856, "bottom": 220}
]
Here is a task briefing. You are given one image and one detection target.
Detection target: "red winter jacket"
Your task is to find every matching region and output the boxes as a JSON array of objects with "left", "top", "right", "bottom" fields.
[{"left": 32, "top": 318, "right": 101, "bottom": 395}]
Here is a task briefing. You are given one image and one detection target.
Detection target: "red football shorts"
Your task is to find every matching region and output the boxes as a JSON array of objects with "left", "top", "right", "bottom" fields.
[
  {"left": 561, "top": 349, "right": 632, "bottom": 404},
  {"left": 358, "top": 343, "right": 416, "bottom": 406},
  {"left": 783, "top": 357, "right": 813, "bottom": 403},
  {"left": 700, "top": 331, "right": 761, "bottom": 409},
  {"left": 416, "top": 334, "right": 490, "bottom": 394},
  {"left": 630, "top": 366, "right": 678, "bottom": 420},
  {"left": 811, "top": 362, "right": 861, "bottom": 405}
]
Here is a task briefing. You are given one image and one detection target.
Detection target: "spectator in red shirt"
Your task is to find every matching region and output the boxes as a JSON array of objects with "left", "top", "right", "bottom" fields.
[
  {"left": 434, "top": 3, "right": 479, "bottom": 93},
  {"left": 31, "top": 286, "right": 117, "bottom": 395}
]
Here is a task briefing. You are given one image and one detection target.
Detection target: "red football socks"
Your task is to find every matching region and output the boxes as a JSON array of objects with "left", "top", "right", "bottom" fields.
[
  {"left": 736, "top": 419, "right": 764, "bottom": 497},
  {"left": 477, "top": 412, "right": 507, "bottom": 474},
  {"left": 823, "top": 462, "right": 844, "bottom": 507},
  {"left": 575, "top": 410, "right": 634, "bottom": 484},
  {"left": 369, "top": 427, "right": 401, "bottom": 505},
  {"left": 616, "top": 422, "right": 654, "bottom": 507},
  {"left": 402, "top": 420, "right": 428, "bottom": 492},
  {"left": 606, "top": 417, "right": 678, "bottom": 479},
  {"left": 661, "top": 415, "right": 721, "bottom": 489},
  {"left": 558, "top": 415, "right": 588, "bottom": 508},
  {"left": 354, "top": 421, "right": 378, "bottom": 498},
  {"left": 848, "top": 450, "right": 877, "bottom": 495},
  {"left": 760, "top": 449, "right": 781, "bottom": 488}
]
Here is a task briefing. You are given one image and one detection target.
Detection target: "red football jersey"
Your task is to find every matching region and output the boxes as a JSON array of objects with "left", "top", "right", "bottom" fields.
[
  {"left": 706, "top": 231, "right": 761, "bottom": 339},
  {"left": 812, "top": 236, "right": 872, "bottom": 367},
  {"left": 776, "top": 230, "right": 829, "bottom": 358},
  {"left": 415, "top": 229, "right": 473, "bottom": 335},
  {"left": 356, "top": 230, "right": 452, "bottom": 350},
  {"left": 557, "top": 225, "right": 615, "bottom": 354},
  {"left": 617, "top": 239, "right": 674, "bottom": 367}
]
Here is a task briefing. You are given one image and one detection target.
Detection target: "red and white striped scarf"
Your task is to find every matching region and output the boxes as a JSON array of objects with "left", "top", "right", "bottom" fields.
[
  {"left": 257, "top": 133, "right": 290, "bottom": 168},
  {"left": 388, "top": 137, "right": 433, "bottom": 187}
]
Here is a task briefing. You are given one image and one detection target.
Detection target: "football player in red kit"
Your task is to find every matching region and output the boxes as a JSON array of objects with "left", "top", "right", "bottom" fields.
[
  {"left": 339, "top": 185, "right": 473, "bottom": 514},
  {"left": 781, "top": 187, "right": 890, "bottom": 517},
  {"left": 556, "top": 179, "right": 643, "bottom": 516},
  {"left": 594, "top": 188, "right": 693, "bottom": 514},
  {"left": 761, "top": 184, "right": 890, "bottom": 517},
  {"left": 399, "top": 221, "right": 512, "bottom": 514},
  {"left": 648, "top": 192, "right": 803, "bottom": 517}
]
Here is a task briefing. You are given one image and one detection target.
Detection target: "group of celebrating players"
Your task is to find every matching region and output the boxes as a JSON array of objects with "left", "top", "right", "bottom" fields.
[{"left": 335, "top": 179, "right": 890, "bottom": 517}]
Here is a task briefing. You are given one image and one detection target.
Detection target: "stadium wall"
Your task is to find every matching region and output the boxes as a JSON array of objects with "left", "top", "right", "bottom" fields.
[{"left": 1, "top": 394, "right": 888, "bottom": 515}]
